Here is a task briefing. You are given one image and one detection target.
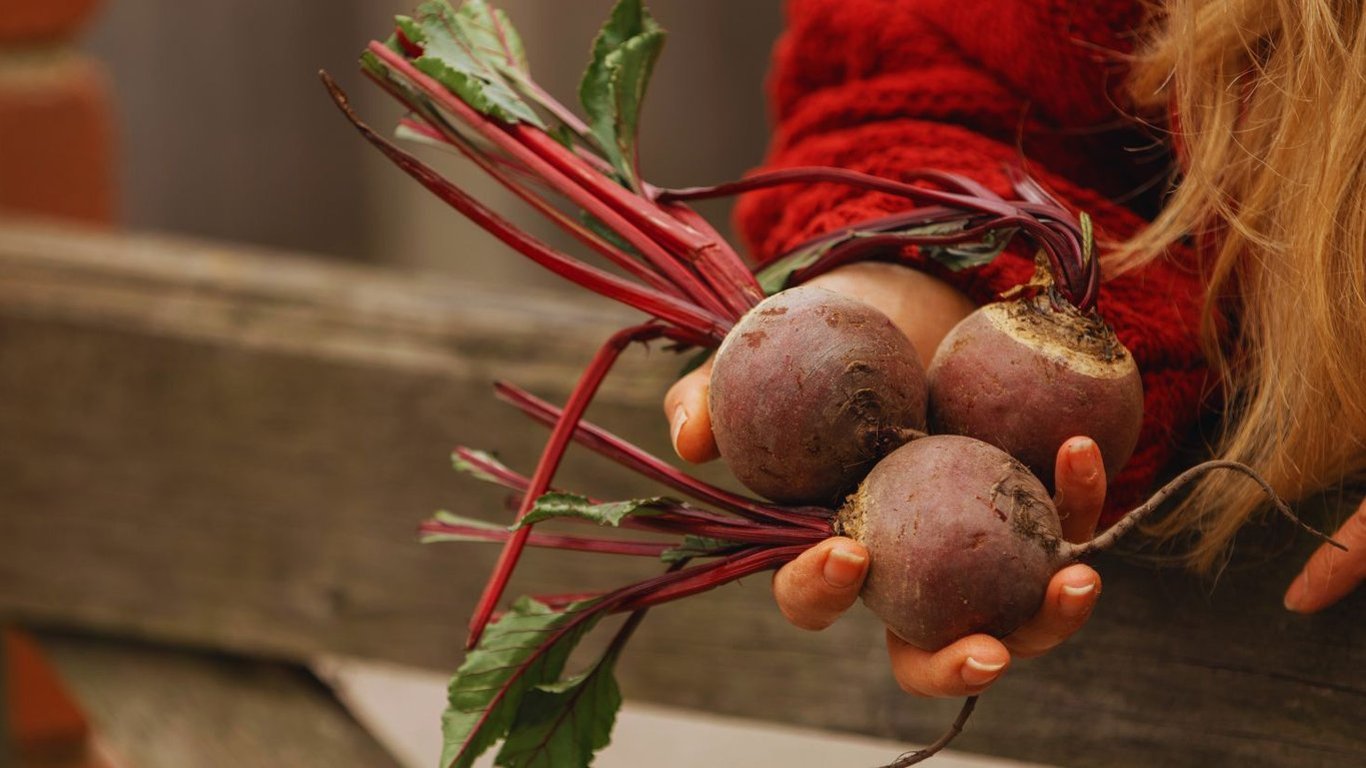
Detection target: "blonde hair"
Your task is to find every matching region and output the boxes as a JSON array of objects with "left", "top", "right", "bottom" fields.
[{"left": 1110, "top": 0, "right": 1366, "bottom": 570}]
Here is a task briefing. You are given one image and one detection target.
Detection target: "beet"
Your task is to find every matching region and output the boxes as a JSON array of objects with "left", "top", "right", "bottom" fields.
[
  {"left": 838, "top": 435, "right": 1063, "bottom": 649},
  {"left": 927, "top": 296, "right": 1143, "bottom": 485},
  {"left": 709, "top": 285, "right": 928, "bottom": 505}
]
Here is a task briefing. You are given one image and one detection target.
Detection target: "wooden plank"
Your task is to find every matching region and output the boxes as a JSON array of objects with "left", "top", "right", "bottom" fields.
[
  {"left": 0, "top": 220, "right": 1362, "bottom": 767},
  {"left": 36, "top": 631, "right": 398, "bottom": 768}
]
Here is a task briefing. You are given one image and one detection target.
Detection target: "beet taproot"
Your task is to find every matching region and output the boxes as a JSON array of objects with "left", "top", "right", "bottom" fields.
[
  {"left": 927, "top": 296, "right": 1143, "bottom": 486},
  {"left": 838, "top": 435, "right": 1062, "bottom": 649},
  {"left": 709, "top": 285, "right": 928, "bottom": 505}
]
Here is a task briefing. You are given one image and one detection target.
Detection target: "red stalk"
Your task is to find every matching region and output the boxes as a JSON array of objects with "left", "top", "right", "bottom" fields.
[
  {"left": 642, "top": 516, "right": 826, "bottom": 547},
  {"left": 786, "top": 215, "right": 1028, "bottom": 286},
  {"left": 658, "top": 167, "right": 1007, "bottom": 205},
  {"left": 492, "top": 381, "right": 832, "bottom": 529},
  {"left": 516, "top": 126, "right": 763, "bottom": 317},
  {"left": 456, "top": 442, "right": 792, "bottom": 538},
  {"left": 452, "top": 446, "right": 771, "bottom": 533},
  {"left": 612, "top": 544, "right": 811, "bottom": 612},
  {"left": 453, "top": 446, "right": 825, "bottom": 548},
  {"left": 661, "top": 201, "right": 766, "bottom": 314},
  {"left": 466, "top": 324, "right": 679, "bottom": 649},
  {"left": 364, "top": 45, "right": 734, "bottom": 320},
  {"left": 322, "top": 73, "right": 729, "bottom": 344},
  {"left": 393, "top": 114, "right": 685, "bottom": 298},
  {"left": 657, "top": 166, "right": 1095, "bottom": 311},
  {"left": 421, "top": 518, "right": 676, "bottom": 558},
  {"left": 378, "top": 29, "right": 764, "bottom": 318},
  {"left": 656, "top": 166, "right": 1024, "bottom": 218}
]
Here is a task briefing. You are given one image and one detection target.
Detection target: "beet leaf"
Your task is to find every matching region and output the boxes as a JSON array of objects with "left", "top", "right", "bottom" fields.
[
  {"left": 660, "top": 535, "right": 740, "bottom": 563},
  {"left": 918, "top": 223, "right": 1017, "bottom": 271},
  {"left": 515, "top": 493, "right": 672, "bottom": 528},
  {"left": 578, "top": 0, "right": 664, "bottom": 190},
  {"left": 441, "top": 596, "right": 607, "bottom": 768},
  {"left": 493, "top": 647, "right": 624, "bottom": 768},
  {"left": 423, "top": 511, "right": 508, "bottom": 543},
  {"left": 395, "top": 1, "right": 545, "bottom": 129},
  {"left": 453, "top": 448, "right": 514, "bottom": 485}
]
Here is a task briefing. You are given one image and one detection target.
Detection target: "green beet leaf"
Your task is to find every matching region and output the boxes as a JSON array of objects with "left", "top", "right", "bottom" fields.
[
  {"left": 514, "top": 492, "right": 673, "bottom": 529},
  {"left": 754, "top": 236, "right": 844, "bottom": 296},
  {"left": 401, "top": 1, "right": 545, "bottom": 128},
  {"left": 441, "top": 596, "right": 606, "bottom": 768},
  {"left": 421, "top": 511, "right": 505, "bottom": 545},
  {"left": 450, "top": 0, "right": 531, "bottom": 75},
  {"left": 578, "top": 0, "right": 665, "bottom": 190},
  {"left": 919, "top": 224, "right": 1017, "bottom": 272},
  {"left": 451, "top": 448, "right": 512, "bottom": 485},
  {"left": 493, "top": 649, "right": 624, "bottom": 768},
  {"left": 660, "top": 535, "right": 739, "bottom": 563}
]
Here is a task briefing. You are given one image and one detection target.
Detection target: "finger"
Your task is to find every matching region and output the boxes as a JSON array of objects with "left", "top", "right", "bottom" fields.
[
  {"left": 771, "top": 538, "right": 869, "bottom": 630},
  {"left": 1002, "top": 563, "right": 1101, "bottom": 658},
  {"left": 662, "top": 360, "right": 719, "bottom": 463},
  {"left": 1284, "top": 498, "right": 1366, "bottom": 613},
  {"left": 1053, "top": 436, "right": 1106, "bottom": 543},
  {"left": 886, "top": 631, "right": 1011, "bottom": 698}
]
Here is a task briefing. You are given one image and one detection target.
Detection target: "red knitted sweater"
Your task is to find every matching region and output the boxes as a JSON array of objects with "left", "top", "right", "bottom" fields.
[{"left": 735, "top": 0, "right": 1209, "bottom": 523}]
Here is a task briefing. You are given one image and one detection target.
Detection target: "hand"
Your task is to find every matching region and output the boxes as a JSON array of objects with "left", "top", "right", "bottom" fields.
[
  {"left": 660, "top": 262, "right": 1099, "bottom": 697},
  {"left": 1283, "top": 496, "right": 1366, "bottom": 613},
  {"left": 772, "top": 436, "right": 1105, "bottom": 697}
]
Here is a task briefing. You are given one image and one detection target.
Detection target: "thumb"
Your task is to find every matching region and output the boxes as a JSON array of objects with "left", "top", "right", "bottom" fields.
[{"left": 772, "top": 538, "right": 869, "bottom": 630}]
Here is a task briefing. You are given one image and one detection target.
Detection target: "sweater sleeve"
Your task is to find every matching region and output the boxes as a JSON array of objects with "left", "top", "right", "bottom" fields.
[{"left": 735, "top": 0, "right": 1210, "bottom": 522}]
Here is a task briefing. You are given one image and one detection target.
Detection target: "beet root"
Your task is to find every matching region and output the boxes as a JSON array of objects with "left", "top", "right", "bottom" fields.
[
  {"left": 709, "top": 286, "right": 928, "bottom": 506},
  {"left": 926, "top": 297, "right": 1143, "bottom": 486},
  {"left": 838, "top": 435, "right": 1066, "bottom": 650}
]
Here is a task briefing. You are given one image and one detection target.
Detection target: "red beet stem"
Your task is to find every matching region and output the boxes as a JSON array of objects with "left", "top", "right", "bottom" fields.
[
  {"left": 514, "top": 125, "right": 762, "bottom": 317},
  {"left": 492, "top": 381, "right": 832, "bottom": 530},
  {"left": 322, "top": 73, "right": 729, "bottom": 344},
  {"left": 391, "top": 113, "right": 686, "bottom": 299},
  {"left": 466, "top": 324, "right": 675, "bottom": 649},
  {"left": 421, "top": 518, "right": 677, "bottom": 558},
  {"left": 785, "top": 213, "right": 1029, "bottom": 286},
  {"left": 451, "top": 446, "right": 804, "bottom": 539},
  {"left": 658, "top": 167, "right": 1005, "bottom": 205},
  {"left": 364, "top": 44, "right": 736, "bottom": 320},
  {"left": 661, "top": 201, "right": 766, "bottom": 314},
  {"left": 448, "top": 445, "right": 775, "bottom": 530},
  {"left": 658, "top": 165, "right": 1094, "bottom": 311},
  {"left": 614, "top": 544, "right": 811, "bottom": 611}
]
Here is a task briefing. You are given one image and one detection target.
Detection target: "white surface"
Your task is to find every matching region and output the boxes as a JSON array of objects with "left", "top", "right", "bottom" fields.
[{"left": 313, "top": 656, "right": 1050, "bottom": 768}]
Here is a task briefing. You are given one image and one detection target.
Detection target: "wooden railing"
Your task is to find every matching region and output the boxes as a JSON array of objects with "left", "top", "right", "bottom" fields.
[{"left": 0, "top": 219, "right": 1362, "bottom": 767}]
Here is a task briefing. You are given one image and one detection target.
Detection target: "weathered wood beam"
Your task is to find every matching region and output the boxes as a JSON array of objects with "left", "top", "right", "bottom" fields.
[{"left": 0, "top": 220, "right": 1361, "bottom": 767}]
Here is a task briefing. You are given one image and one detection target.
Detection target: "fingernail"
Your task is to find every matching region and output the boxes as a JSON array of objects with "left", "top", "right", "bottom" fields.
[
  {"left": 961, "top": 657, "right": 1005, "bottom": 687},
  {"left": 1284, "top": 575, "right": 1308, "bottom": 612},
  {"left": 1067, "top": 439, "right": 1100, "bottom": 482},
  {"left": 822, "top": 546, "right": 867, "bottom": 588},
  {"left": 1059, "top": 580, "right": 1097, "bottom": 618},
  {"left": 669, "top": 405, "right": 689, "bottom": 451}
]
